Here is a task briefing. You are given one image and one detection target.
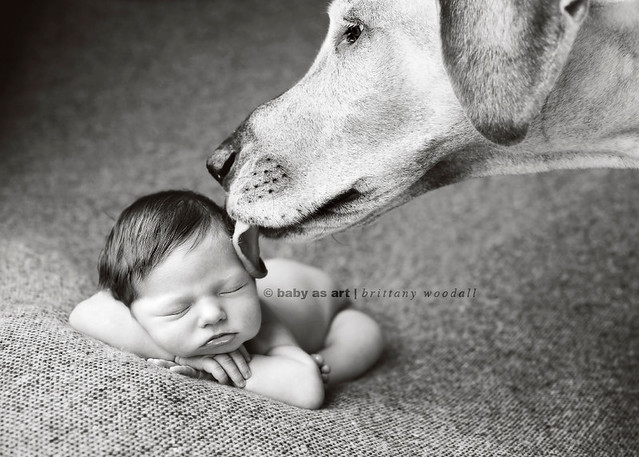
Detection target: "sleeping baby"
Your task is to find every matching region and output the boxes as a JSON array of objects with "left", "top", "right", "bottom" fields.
[{"left": 69, "top": 190, "right": 383, "bottom": 409}]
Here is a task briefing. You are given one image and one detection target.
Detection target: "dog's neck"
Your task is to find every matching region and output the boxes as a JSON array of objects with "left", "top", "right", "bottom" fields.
[
  {"left": 406, "top": 2, "right": 639, "bottom": 198},
  {"left": 537, "top": 2, "right": 639, "bottom": 153}
]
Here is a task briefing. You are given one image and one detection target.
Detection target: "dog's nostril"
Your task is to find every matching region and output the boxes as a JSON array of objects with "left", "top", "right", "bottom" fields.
[
  {"left": 207, "top": 149, "right": 237, "bottom": 185},
  {"left": 219, "top": 151, "right": 237, "bottom": 181}
]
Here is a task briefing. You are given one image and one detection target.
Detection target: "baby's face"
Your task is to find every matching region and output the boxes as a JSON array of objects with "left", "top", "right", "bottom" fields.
[{"left": 130, "top": 231, "right": 261, "bottom": 358}]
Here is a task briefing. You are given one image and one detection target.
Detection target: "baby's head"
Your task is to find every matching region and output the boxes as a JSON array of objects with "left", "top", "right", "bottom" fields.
[
  {"left": 99, "top": 190, "right": 261, "bottom": 357},
  {"left": 98, "top": 190, "right": 234, "bottom": 306}
]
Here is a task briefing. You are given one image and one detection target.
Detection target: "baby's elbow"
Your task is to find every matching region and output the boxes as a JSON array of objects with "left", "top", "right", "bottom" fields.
[
  {"left": 68, "top": 303, "right": 87, "bottom": 332},
  {"left": 69, "top": 296, "right": 99, "bottom": 332}
]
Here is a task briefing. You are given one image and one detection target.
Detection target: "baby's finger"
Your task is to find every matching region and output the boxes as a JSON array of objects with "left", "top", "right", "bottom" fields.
[
  {"left": 174, "top": 356, "right": 204, "bottom": 371},
  {"left": 229, "top": 350, "right": 252, "bottom": 380},
  {"left": 213, "top": 354, "right": 246, "bottom": 388},
  {"left": 147, "top": 358, "right": 178, "bottom": 369},
  {"left": 169, "top": 365, "right": 201, "bottom": 378},
  {"left": 238, "top": 344, "right": 252, "bottom": 363},
  {"left": 199, "top": 358, "right": 231, "bottom": 385}
]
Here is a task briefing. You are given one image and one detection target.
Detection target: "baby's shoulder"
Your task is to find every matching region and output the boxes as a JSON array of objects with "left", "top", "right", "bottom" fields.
[{"left": 247, "top": 299, "right": 299, "bottom": 355}]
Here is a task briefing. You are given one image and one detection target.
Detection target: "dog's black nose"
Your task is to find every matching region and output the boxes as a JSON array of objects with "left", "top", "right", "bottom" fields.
[{"left": 207, "top": 135, "right": 238, "bottom": 188}]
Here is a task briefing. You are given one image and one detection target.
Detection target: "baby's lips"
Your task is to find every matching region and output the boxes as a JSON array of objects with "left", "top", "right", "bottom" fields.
[{"left": 232, "top": 220, "right": 268, "bottom": 278}]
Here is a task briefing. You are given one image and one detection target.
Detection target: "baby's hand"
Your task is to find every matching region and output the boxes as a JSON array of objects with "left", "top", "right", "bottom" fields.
[
  {"left": 147, "top": 358, "right": 210, "bottom": 380},
  {"left": 175, "top": 345, "right": 252, "bottom": 388}
]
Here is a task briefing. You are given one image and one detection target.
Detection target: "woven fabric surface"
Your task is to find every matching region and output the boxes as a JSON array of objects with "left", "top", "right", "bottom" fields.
[{"left": 1, "top": 1, "right": 638, "bottom": 455}]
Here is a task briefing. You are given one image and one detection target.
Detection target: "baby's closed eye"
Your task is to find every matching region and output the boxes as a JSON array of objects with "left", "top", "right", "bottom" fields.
[
  {"left": 160, "top": 297, "right": 194, "bottom": 316},
  {"left": 165, "top": 305, "right": 190, "bottom": 316},
  {"left": 164, "top": 305, "right": 190, "bottom": 317},
  {"left": 219, "top": 282, "right": 248, "bottom": 296}
]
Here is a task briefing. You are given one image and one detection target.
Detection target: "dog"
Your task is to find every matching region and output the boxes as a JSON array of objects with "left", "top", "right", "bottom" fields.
[{"left": 207, "top": 0, "right": 639, "bottom": 241}]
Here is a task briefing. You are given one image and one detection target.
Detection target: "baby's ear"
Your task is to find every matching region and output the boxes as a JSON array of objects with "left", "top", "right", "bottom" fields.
[{"left": 232, "top": 221, "right": 268, "bottom": 278}]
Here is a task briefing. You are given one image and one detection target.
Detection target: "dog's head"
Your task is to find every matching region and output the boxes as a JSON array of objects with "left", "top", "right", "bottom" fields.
[{"left": 208, "top": 0, "right": 590, "bottom": 240}]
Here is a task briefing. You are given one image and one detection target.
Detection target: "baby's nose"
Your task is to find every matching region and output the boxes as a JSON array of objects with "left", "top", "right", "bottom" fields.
[{"left": 197, "top": 298, "right": 227, "bottom": 326}]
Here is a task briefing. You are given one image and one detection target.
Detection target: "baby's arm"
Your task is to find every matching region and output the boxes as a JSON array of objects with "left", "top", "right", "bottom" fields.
[
  {"left": 181, "top": 304, "right": 324, "bottom": 409},
  {"left": 243, "top": 347, "right": 324, "bottom": 409},
  {"left": 246, "top": 305, "right": 324, "bottom": 409},
  {"left": 70, "top": 291, "right": 251, "bottom": 386},
  {"left": 69, "top": 290, "right": 173, "bottom": 359}
]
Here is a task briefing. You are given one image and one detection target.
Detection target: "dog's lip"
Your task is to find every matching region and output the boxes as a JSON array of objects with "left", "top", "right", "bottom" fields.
[
  {"left": 261, "top": 225, "right": 304, "bottom": 239},
  {"left": 300, "top": 187, "right": 363, "bottom": 221},
  {"left": 259, "top": 187, "right": 365, "bottom": 239}
]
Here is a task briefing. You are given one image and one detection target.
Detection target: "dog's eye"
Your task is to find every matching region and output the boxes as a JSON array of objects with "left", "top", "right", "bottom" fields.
[{"left": 344, "top": 23, "right": 363, "bottom": 44}]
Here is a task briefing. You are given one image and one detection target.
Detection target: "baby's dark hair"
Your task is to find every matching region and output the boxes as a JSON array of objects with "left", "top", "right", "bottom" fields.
[{"left": 98, "top": 190, "right": 234, "bottom": 306}]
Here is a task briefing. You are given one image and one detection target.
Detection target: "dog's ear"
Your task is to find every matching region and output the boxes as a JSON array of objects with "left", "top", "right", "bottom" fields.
[{"left": 439, "top": 0, "right": 590, "bottom": 145}]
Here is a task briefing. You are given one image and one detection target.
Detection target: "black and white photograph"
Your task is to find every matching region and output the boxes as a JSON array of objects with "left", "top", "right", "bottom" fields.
[{"left": 1, "top": 0, "right": 638, "bottom": 455}]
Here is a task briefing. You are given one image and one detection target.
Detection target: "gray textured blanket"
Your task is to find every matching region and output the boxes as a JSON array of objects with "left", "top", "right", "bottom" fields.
[{"left": 1, "top": 1, "right": 637, "bottom": 455}]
